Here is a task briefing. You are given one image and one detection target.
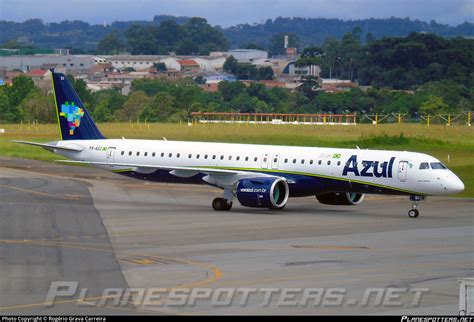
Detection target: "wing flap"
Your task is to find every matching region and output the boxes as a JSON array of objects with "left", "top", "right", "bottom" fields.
[{"left": 56, "top": 160, "right": 243, "bottom": 175}]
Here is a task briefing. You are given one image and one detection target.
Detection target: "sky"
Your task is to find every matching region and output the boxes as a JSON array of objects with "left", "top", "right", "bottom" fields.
[{"left": 0, "top": 0, "right": 472, "bottom": 27}]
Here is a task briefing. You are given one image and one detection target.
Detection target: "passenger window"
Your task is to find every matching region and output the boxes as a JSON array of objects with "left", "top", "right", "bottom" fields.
[
  {"left": 144, "top": 152, "right": 148, "bottom": 157},
  {"left": 204, "top": 155, "right": 208, "bottom": 159},
  {"left": 129, "top": 151, "right": 132, "bottom": 156},
  {"left": 197, "top": 155, "right": 200, "bottom": 159},
  {"left": 337, "top": 161, "right": 341, "bottom": 166},
  {"left": 318, "top": 160, "right": 322, "bottom": 165},
  {"left": 284, "top": 158, "right": 288, "bottom": 163},
  {"left": 245, "top": 157, "right": 249, "bottom": 161},
  {"left": 136, "top": 152, "right": 140, "bottom": 156},
  {"left": 229, "top": 156, "right": 232, "bottom": 160},
  {"left": 419, "top": 162, "right": 430, "bottom": 169},
  {"left": 236, "top": 156, "right": 240, "bottom": 161},
  {"left": 273, "top": 158, "right": 277, "bottom": 163},
  {"left": 327, "top": 160, "right": 331, "bottom": 165},
  {"left": 220, "top": 155, "right": 224, "bottom": 160},
  {"left": 169, "top": 153, "right": 172, "bottom": 158},
  {"left": 263, "top": 157, "right": 267, "bottom": 162},
  {"left": 301, "top": 159, "right": 305, "bottom": 164},
  {"left": 188, "top": 154, "right": 192, "bottom": 158},
  {"left": 121, "top": 151, "right": 124, "bottom": 156},
  {"left": 213, "top": 155, "right": 216, "bottom": 160},
  {"left": 293, "top": 159, "right": 296, "bottom": 164},
  {"left": 161, "top": 153, "right": 164, "bottom": 157},
  {"left": 310, "top": 160, "right": 313, "bottom": 164},
  {"left": 152, "top": 152, "right": 156, "bottom": 157},
  {"left": 254, "top": 157, "right": 258, "bottom": 162}
]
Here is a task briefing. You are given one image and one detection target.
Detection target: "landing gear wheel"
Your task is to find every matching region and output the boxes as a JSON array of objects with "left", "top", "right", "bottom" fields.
[
  {"left": 408, "top": 209, "right": 419, "bottom": 218},
  {"left": 212, "top": 198, "right": 232, "bottom": 211}
]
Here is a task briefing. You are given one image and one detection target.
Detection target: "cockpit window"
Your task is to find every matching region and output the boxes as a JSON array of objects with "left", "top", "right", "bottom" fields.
[
  {"left": 430, "top": 162, "right": 447, "bottom": 169},
  {"left": 419, "top": 162, "right": 430, "bottom": 170}
]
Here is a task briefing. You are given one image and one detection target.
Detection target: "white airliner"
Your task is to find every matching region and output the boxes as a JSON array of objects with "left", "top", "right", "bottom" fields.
[{"left": 15, "top": 71, "right": 464, "bottom": 217}]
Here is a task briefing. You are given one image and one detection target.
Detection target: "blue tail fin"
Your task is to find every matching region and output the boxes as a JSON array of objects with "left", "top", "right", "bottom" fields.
[{"left": 51, "top": 70, "right": 105, "bottom": 140}]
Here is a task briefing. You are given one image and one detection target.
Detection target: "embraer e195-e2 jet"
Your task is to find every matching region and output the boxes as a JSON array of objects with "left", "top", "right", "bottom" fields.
[{"left": 15, "top": 71, "right": 465, "bottom": 218}]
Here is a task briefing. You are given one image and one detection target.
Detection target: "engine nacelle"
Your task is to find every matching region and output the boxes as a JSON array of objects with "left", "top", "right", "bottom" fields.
[
  {"left": 235, "top": 177, "right": 289, "bottom": 209},
  {"left": 316, "top": 192, "right": 365, "bottom": 205}
]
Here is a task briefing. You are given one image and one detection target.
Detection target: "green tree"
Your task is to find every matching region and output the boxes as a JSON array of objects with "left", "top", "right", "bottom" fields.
[
  {"left": 92, "top": 100, "right": 112, "bottom": 122},
  {"left": 153, "top": 62, "right": 167, "bottom": 72},
  {"left": 8, "top": 75, "right": 35, "bottom": 109},
  {"left": 125, "top": 25, "right": 158, "bottom": 55},
  {"left": 175, "top": 39, "right": 199, "bottom": 55},
  {"left": 321, "top": 38, "right": 342, "bottom": 79},
  {"left": 255, "top": 66, "right": 274, "bottom": 80},
  {"left": 420, "top": 95, "right": 449, "bottom": 115},
  {"left": 140, "top": 92, "right": 176, "bottom": 121},
  {"left": 153, "top": 20, "right": 184, "bottom": 53},
  {"left": 19, "top": 89, "right": 55, "bottom": 123},
  {"left": 90, "top": 89, "right": 126, "bottom": 121},
  {"left": 114, "top": 91, "right": 150, "bottom": 121},
  {"left": 223, "top": 56, "right": 239, "bottom": 74},
  {"left": 96, "top": 31, "right": 126, "bottom": 54},
  {"left": 297, "top": 76, "right": 320, "bottom": 100},
  {"left": 229, "top": 93, "right": 257, "bottom": 113},
  {"left": 0, "top": 87, "right": 16, "bottom": 122},
  {"left": 218, "top": 81, "right": 246, "bottom": 101}
]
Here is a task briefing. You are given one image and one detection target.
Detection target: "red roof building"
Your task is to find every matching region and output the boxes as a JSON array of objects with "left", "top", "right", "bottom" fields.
[
  {"left": 26, "top": 69, "right": 49, "bottom": 79},
  {"left": 177, "top": 59, "right": 200, "bottom": 72}
]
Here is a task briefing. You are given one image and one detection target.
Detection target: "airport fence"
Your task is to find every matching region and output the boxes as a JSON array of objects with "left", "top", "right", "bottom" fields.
[{"left": 191, "top": 111, "right": 473, "bottom": 126}]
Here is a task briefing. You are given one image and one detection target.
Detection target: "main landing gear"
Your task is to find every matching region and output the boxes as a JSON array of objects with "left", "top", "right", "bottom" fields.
[
  {"left": 212, "top": 188, "right": 233, "bottom": 211},
  {"left": 212, "top": 198, "right": 232, "bottom": 211},
  {"left": 408, "top": 195, "right": 426, "bottom": 218}
]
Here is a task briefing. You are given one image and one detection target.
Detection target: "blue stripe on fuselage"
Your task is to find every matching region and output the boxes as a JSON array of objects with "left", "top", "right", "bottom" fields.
[{"left": 115, "top": 169, "right": 413, "bottom": 196}]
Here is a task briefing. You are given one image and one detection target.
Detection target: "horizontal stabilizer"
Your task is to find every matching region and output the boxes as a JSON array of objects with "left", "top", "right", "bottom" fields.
[{"left": 12, "top": 140, "right": 83, "bottom": 152}]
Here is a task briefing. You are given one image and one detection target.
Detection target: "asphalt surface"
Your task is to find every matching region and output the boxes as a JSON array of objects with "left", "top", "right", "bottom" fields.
[{"left": 0, "top": 156, "right": 473, "bottom": 315}]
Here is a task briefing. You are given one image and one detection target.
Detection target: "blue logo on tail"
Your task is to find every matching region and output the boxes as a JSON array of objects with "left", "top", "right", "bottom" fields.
[{"left": 60, "top": 101, "right": 84, "bottom": 136}]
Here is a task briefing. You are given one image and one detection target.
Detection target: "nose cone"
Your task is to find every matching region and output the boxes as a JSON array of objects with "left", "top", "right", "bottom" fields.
[{"left": 448, "top": 173, "right": 465, "bottom": 194}]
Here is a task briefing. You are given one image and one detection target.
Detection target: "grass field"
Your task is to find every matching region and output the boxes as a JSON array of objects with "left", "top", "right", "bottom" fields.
[{"left": 0, "top": 122, "right": 473, "bottom": 197}]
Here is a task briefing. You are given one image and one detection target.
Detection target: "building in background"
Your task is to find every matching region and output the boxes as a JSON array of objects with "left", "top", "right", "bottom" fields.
[
  {"left": 105, "top": 55, "right": 159, "bottom": 70},
  {"left": 177, "top": 59, "right": 200, "bottom": 72},
  {"left": 0, "top": 55, "right": 94, "bottom": 72},
  {"left": 202, "top": 72, "right": 237, "bottom": 84},
  {"left": 283, "top": 62, "right": 321, "bottom": 78},
  {"left": 321, "top": 78, "right": 358, "bottom": 93},
  {"left": 227, "top": 49, "right": 268, "bottom": 63}
]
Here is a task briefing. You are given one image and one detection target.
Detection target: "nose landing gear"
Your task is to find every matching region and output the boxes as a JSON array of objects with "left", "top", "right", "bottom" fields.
[
  {"left": 408, "top": 195, "right": 426, "bottom": 218},
  {"left": 408, "top": 208, "right": 419, "bottom": 218}
]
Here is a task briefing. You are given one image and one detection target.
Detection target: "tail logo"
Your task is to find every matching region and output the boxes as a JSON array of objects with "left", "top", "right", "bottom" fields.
[{"left": 60, "top": 101, "right": 84, "bottom": 135}]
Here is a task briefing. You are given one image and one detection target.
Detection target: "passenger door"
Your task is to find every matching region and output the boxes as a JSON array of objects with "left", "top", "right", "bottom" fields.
[
  {"left": 397, "top": 161, "right": 408, "bottom": 182},
  {"left": 106, "top": 147, "right": 116, "bottom": 164}
]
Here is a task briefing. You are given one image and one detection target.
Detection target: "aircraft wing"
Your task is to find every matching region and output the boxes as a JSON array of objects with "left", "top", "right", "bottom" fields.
[
  {"left": 55, "top": 160, "right": 274, "bottom": 178},
  {"left": 13, "top": 140, "right": 83, "bottom": 152}
]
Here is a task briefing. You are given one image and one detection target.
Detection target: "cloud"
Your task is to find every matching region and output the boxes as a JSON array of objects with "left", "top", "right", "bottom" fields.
[{"left": 1, "top": 0, "right": 471, "bottom": 26}]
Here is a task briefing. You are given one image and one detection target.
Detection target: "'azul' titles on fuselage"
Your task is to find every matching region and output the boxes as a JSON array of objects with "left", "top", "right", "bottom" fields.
[{"left": 342, "top": 155, "right": 396, "bottom": 178}]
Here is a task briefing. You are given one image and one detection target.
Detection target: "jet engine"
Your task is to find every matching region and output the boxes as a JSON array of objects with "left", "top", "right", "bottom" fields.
[
  {"left": 235, "top": 177, "right": 289, "bottom": 209},
  {"left": 316, "top": 192, "right": 365, "bottom": 205}
]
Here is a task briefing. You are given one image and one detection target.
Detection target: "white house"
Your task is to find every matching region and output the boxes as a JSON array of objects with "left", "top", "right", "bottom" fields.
[{"left": 227, "top": 49, "right": 268, "bottom": 63}]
